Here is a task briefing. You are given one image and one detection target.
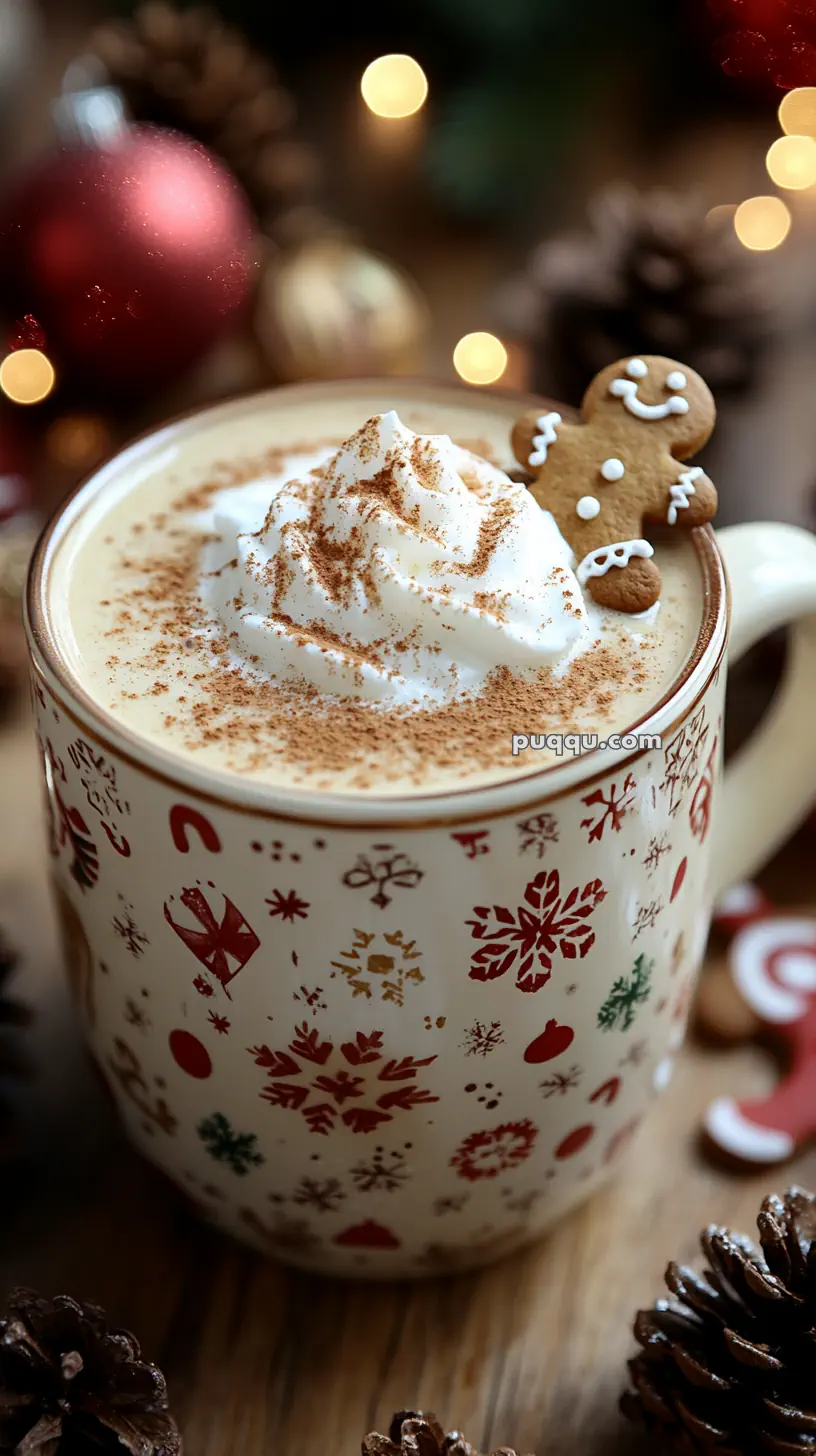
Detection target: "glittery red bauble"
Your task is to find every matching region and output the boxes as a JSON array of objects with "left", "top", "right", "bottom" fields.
[
  {"left": 0, "top": 127, "right": 256, "bottom": 398},
  {"left": 706, "top": 0, "right": 816, "bottom": 88}
]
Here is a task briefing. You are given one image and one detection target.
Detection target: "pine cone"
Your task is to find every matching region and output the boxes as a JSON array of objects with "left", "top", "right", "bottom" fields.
[
  {"left": 0, "top": 1288, "right": 182, "bottom": 1454},
  {"left": 362, "top": 1411, "right": 524, "bottom": 1456},
  {"left": 621, "top": 1186, "right": 816, "bottom": 1454},
  {"left": 503, "top": 185, "right": 769, "bottom": 407},
  {"left": 88, "top": 1, "right": 322, "bottom": 243}
]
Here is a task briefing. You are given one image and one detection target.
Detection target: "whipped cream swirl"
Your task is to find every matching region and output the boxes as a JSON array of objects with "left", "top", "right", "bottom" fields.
[{"left": 199, "top": 411, "right": 589, "bottom": 703}]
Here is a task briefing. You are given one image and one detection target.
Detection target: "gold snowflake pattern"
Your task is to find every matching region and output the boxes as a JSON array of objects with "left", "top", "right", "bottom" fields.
[{"left": 331, "top": 929, "right": 424, "bottom": 1008}]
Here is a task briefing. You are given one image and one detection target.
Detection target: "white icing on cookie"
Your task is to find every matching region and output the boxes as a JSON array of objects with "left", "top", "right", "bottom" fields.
[
  {"left": 667, "top": 466, "right": 703, "bottom": 525},
  {"left": 626, "top": 358, "right": 648, "bottom": 379},
  {"left": 705, "top": 1097, "right": 794, "bottom": 1163},
  {"left": 528, "top": 412, "right": 562, "bottom": 467},
  {"left": 600, "top": 457, "right": 625, "bottom": 482},
  {"left": 576, "top": 538, "right": 654, "bottom": 584},
  {"left": 667, "top": 370, "right": 687, "bottom": 391},
  {"left": 576, "top": 495, "right": 600, "bottom": 521},
  {"left": 609, "top": 375, "right": 690, "bottom": 421}
]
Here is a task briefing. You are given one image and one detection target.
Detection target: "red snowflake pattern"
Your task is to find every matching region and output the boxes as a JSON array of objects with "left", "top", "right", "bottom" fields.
[
  {"left": 580, "top": 774, "right": 636, "bottom": 843},
  {"left": 660, "top": 708, "right": 709, "bottom": 817},
  {"left": 467, "top": 870, "right": 606, "bottom": 992},
  {"left": 461, "top": 1020, "right": 505, "bottom": 1057},
  {"left": 643, "top": 835, "right": 671, "bottom": 876},
  {"left": 208, "top": 1011, "right": 231, "bottom": 1034},
  {"left": 517, "top": 812, "right": 559, "bottom": 859},
  {"left": 266, "top": 889, "right": 310, "bottom": 922},
  {"left": 44, "top": 743, "right": 99, "bottom": 891},
  {"left": 539, "top": 1066, "right": 582, "bottom": 1098},
  {"left": 451, "top": 1119, "right": 538, "bottom": 1182},
  {"left": 689, "top": 735, "right": 719, "bottom": 844},
  {"left": 632, "top": 899, "right": 663, "bottom": 940},
  {"left": 248, "top": 1023, "right": 439, "bottom": 1135},
  {"left": 67, "top": 737, "right": 131, "bottom": 856},
  {"left": 112, "top": 897, "right": 148, "bottom": 958},
  {"left": 291, "top": 1176, "right": 345, "bottom": 1212}
]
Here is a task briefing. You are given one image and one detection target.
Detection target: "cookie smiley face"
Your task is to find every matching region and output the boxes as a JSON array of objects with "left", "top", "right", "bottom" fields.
[
  {"left": 512, "top": 356, "right": 718, "bottom": 614},
  {"left": 586, "top": 357, "right": 716, "bottom": 457}
]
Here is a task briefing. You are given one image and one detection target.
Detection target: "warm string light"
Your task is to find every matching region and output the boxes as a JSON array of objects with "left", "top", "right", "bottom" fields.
[
  {"left": 734, "top": 196, "right": 792, "bottom": 251},
  {"left": 46, "top": 414, "right": 111, "bottom": 469},
  {"left": 779, "top": 87, "right": 816, "bottom": 136},
  {"left": 766, "top": 134, "right": 816, "bottom": 189},
  {"left": 360, "top": 55, "right": 428, "bottom": 119},
  {"left": 452, "top": 332, "right": 508, "bottom": 386},
  {"left": 705, "top": 203, "right": 737, "bottom": 227},
  {"left": 714, "top": 84, "right": 816, "bottom": 252},
  {"left": 0, "top": 348, "right": 55, "bottom": 404}
]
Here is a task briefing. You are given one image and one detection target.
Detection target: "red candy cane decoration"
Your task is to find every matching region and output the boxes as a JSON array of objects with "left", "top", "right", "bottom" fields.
[
  {"left": 711, "top": 881, "right": 772, "bottom": 938},
  {"left": 169, "top": 804, "right": 222, "bottom": 854},
  {"left": 704, "top": 917, "right": 816, "bottom": 1164}
]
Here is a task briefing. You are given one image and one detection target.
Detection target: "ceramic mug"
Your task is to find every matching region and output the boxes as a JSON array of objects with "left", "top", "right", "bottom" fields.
[{"left": 24, "top": 381, "right": 816, "bottom": 1278}]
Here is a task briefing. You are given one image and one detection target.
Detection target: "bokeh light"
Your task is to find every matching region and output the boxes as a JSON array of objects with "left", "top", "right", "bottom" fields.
[
  {"left": 46, "top": 414, "right": 111, "bottom": 469},
  {"left": 453, "top": 332, "right": 508, "bottom": 386},
  {"left": 766, "top": 134, "right": 816, "bottom": 189},
  {"left": 0, "top": 348, "right": 55, "bottom": 404},
  {"left": 705, "top": 203, "right": 737, "bottom": 228},
  {"left": 779, "top": 87, "right": 816, "bottom": 136},
  {"left": 734, "top": 196, "right": 792, "bottom": 251},
  {"left": 361, "top": 55, "right": 428, "bottom": 118}
]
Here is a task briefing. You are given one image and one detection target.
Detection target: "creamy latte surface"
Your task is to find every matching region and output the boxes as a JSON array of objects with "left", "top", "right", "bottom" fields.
[{"left": 48, "top": 387, "right": 703, "bottom": 795}]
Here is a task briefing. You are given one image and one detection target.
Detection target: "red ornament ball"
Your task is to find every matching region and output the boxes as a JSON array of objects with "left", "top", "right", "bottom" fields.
[
  {"left": 0, "top": 126, "right": 256, "bottom": 398},
  {"left": 706, "top": 0, "right": 816, "bottom": 88}
]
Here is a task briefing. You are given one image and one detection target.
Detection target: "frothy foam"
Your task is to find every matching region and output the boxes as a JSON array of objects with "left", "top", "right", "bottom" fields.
[
  {"left": 198, "top": 411, "right": 589, "bottom": 704},
  {"left": 47, "top": 384, "right": 704, "bottom": 795}
]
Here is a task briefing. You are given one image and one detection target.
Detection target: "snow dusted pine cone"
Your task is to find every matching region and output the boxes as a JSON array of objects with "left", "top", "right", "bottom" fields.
[{"left": 621, "top": 1187, "right": 816, "bottom": 1454}]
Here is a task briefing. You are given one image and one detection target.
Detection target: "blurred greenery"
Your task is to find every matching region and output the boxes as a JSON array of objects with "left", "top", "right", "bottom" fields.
[
  {"left": 109, "top": 0, "right": 713, "bottom": 218},
  {"left": 419, "top": 0, "right": 691, "bottom": 216}
]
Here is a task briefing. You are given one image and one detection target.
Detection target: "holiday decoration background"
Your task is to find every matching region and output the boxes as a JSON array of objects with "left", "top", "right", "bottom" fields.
[{"left": 3, "top": 1, "right": 816, "bottom": 1453}]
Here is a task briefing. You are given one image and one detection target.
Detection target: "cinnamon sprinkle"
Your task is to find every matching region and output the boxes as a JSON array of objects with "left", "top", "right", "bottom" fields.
[
  {"left": 441, "top": 499, "right": 515, "bottom": 579},
  {"left": 92, "top": 429, "right": 667, "bottom": 790}
]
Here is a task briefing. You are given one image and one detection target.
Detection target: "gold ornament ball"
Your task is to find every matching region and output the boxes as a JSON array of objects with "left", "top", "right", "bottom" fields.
[{"left": 255, "top": 236, "right": 429, "bottom": 381}]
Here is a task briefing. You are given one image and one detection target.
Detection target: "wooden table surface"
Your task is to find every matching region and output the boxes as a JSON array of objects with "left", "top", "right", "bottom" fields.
[{"left": 0, "top": 695, "right": 813, "bottom": 1456}]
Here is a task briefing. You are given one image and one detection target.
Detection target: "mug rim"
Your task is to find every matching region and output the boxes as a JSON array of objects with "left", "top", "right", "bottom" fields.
[{"left": 25, "top": 377, "right": 728, "bottom": 830}]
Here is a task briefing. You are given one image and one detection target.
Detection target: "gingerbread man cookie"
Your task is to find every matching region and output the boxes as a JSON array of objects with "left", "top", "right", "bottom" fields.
[{"left": 512, "top": 356, "right": 718, "bottom": 613}]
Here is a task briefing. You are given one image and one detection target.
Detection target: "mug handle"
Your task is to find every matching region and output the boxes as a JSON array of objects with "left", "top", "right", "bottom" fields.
[{"left": 712, "top": 521, "right": 816, "bottom": 899}]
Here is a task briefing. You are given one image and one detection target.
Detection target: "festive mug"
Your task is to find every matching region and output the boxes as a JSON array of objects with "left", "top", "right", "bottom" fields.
[{"left": 24, "top": 381, "right": 816, "bottom": 1278}]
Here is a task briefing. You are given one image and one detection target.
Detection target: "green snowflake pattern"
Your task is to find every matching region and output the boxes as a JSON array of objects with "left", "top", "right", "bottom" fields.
[
  {"left": 597, "top": 954, "right": 653, "bottom": 1033},
  {"left": 197, "top": 1112, "right": 264, "bottom": 1176}
]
